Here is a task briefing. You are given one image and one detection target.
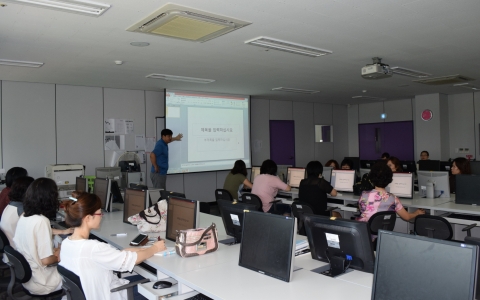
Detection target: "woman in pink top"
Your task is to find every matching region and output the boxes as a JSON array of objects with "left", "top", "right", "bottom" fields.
[
  {"left": 251, "top": 159, "right": 292, "bottom": 215},
  {"left": 357, "top": 162, "right": 424, "bottom": 223}
]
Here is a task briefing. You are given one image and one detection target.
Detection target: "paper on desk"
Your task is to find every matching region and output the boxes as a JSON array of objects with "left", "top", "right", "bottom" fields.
[{"left": 154, "top": 247, "right": 176, "bottom": 256}]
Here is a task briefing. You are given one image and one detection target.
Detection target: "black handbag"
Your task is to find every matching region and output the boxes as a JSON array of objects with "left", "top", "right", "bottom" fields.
[{"left": 353, "top": 173, "right": 374, "bottom": 196}]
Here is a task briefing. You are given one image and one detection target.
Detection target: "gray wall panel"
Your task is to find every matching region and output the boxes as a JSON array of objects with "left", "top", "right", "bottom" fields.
[
  {"left": 270, "top": 100, "right": 292, "bottom": 120},
  {"left": 250, "top": 98, "right": 270, "bottom": 166},
  {"left": 293, "top": 102, "right": 314, "bottom": 167},
  {"left": 348, "top": 104, "right": 359, "bottom": 157},
  {"left": 474, "top": 92, "right": 480, "bottom": 159},
  {"left": 448, "top": 93, "right": 474, "bottom": 159},
  {"left": 315, "top": 143, "right": 334, "bottom": 166},
  {"left": 56, "top": 85, "right": 104, "bottom": 175},
  {"left": 384, "top": 99, "right": 412, "bottom": 122},
  {"left": 358, "top": 102, "right": 384, "bottom": 124},
  {"left": 2, "top": 81, "right": 56, "bottom": 178},
  {"left": 439, "top": 94, "right": 450, "bottom": 161},
  {"left": 166, "top": 174, "right": 184, "bottom": 194},
  {"left": 413, "top": 94, "right": 443, "bottom": 160},
  {"left": 145, "top": 91, "right": 164, "bottom": 187},
  {"left": 184, "top": 172, "right": 217, "bottom": 202},
  {"left": 314, "top": 103, "right": 333, "bottom": 125},
  {"left": 333, "top": 105, "right": 349, "bottom": 162}
]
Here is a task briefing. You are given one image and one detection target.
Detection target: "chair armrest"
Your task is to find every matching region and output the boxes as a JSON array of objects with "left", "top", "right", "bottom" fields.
[
  {"left": 325, "top": 207, "right": 339, "bottom": 212},
  {"left": 110, "top": 278, "right": 150, "bottom": 293},
  {"left": 462, "top": 223, "right": 477, "bottom": 232}
]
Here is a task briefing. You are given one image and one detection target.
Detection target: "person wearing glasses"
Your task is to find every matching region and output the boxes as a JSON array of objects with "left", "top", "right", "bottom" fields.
[
  {"left": 420, "top": 151, "right": 429, "bottom": 160},
  {"left": 60, "top": 192, "right": 166, "bottom": 300}
]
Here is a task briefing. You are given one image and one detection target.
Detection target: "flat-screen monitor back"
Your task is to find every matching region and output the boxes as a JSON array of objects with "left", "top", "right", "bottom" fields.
[
  {"left": 217, "top": 199, "right": 258, "bottom": 243},
  {"left": 239, "top": 211, "right": 296, "bottom": 282},
  {"left": 250, "top": 166, "right": 261, "bottom": 183},
  {"left": 455, "top": 175, "right": 480, "bottom": 205},
  {"left": 123, "top": 188, "right": 147, "bottom": 224},
  {"left": 287, "top": 167, "right": 305, "bottom": 188},
  {"left": 470, "top": 161, "right": 480, "bottom": 175},
  {"left": 94, "top": 178, "right": 111, "bottom": 211},
  {"left": 386, "top": 172, "right": 413, "bottom": 198},
  {"left": 75, "top": 177, "right": 88, "bottom": 193},
  {"left": 330, "top": 170, "right": 355, "bottom": 192},
  {"left": 372, "top": 230, "right": 477, "bottom": 300},
  {"left": 110, "top": 180, "right": 124, "bottom": 203},
  {"left": 165, "top": 197, "right": 198, "bottom": 242},
  {"left": 401, "top": 160, "right": 417, "bottom": 174},
  {"left": 160, "top": 190, "right": 186, "bottom": 201},
  {"left": 418, "top": 160, "right": 441, "bottom": 171},
  {"left": 440, "top": 161, "right": 451, "bottom": 173},
  {"left": 322, "top": 166, "right": 333, "bottom": 183},
  {"left": 277, "top": 165, "right": 291, "bottom": 183},
  {"left": 304, "top": 215, "right": 375, "bottom": 274},
  {"left": 417, "top": 171, "right": 450, "bottom": 198},
  {"left": 95, "top": 167, "right": 121, "bottom": 180}
]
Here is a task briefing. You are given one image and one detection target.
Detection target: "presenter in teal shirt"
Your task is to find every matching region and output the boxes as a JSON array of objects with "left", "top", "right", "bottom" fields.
[{"left": 149, "top": 129, "right": 182, "bottom": 189}]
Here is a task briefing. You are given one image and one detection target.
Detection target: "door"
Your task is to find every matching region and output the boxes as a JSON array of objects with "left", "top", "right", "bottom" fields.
[{"left": 270, "top": 120, "right": 295, "bottom": 166}]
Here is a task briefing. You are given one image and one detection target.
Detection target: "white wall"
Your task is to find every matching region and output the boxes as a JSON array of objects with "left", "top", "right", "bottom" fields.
[{"left": 448, "top": 93, "right": 475, "bottom": 159}]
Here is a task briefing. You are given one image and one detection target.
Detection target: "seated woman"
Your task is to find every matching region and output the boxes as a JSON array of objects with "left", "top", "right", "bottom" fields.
[
  {"left": 387, "top": 156, "right": 403, "bottom": 173},
  {"left": 0, "top": 176, "right": 34, "bottom": 248},
  {"left": 325, "top": 159, "right": 339, "bottom": 170},
  {"left": 340, "top": 158, "right": 354, "bottom": 170},
  {"left": 13, "top": 178, "right": 72, "bottom": 295},
  {"left": 60, "top": 192, "right": 166, "bottom": 300},
  {"left": 251, "top": 159, "right": 291, "bottom": 215},
  {"left": 299, "top": 161, "right": 337, "bottom": 216},
  {"left": 223, "top": 160, "right": 253, "bottom": 200},
  {"left": 450, "top": 157, "right": 472, "bottom": 193},
  {"left": 0, "top": 167, "right": 28, "bottom": 217},
  {"left": 357, "top": 162, "right": 424, "bottom": 223}
]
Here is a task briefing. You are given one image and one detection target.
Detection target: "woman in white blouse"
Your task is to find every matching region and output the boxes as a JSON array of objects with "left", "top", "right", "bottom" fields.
[{"left": 60, "top": 192, "right": 166, "bottom": 300}]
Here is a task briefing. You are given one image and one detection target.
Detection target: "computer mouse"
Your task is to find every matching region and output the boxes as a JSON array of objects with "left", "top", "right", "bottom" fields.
[{"left": 153, "top": 281, "right": 173, "bottom": 289}]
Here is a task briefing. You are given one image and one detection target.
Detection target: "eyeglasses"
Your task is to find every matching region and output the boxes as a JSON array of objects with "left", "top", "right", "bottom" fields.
[{"left": 93, "top": 212, "right": 104, "bottom": 217}]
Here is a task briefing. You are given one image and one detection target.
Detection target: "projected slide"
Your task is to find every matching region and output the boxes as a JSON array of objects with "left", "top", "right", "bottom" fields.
[{"left": 166, "top": 90, "right": 250, "bottom": 174}]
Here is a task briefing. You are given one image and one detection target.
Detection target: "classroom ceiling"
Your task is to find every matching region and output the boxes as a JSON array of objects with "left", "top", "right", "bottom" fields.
[{"left": 1, "top": 0, "right": 480, "bottom": 104}]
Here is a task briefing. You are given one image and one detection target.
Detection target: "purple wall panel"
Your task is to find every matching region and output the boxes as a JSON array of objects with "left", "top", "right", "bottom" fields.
[{"left": 270, "top": 120, "right": 295, "bottom": 166}]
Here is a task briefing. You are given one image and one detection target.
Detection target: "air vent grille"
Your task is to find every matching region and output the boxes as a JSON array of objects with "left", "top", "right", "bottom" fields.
[
  {"left": 272, "top": 87, "right": 319, "bottom": 94},
  {"left": 414, "top": 74, "right": 474, "bottom": 85}
]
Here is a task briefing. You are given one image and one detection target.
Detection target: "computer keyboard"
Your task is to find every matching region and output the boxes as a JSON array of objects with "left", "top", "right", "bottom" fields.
[{"left": 185, "top": 293, "right": 213, "bottom": 300}]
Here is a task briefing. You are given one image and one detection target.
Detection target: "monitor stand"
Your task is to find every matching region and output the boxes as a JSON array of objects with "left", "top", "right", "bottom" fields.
[
  {"left": 219, "top": 228, "right": 242, "bottom": 245},
  {"left": 311, "top": 257, "right": 354, "bottom": 278}
]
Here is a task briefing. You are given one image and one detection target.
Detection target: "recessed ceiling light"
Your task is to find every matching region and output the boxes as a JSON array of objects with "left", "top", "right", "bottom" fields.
[
  {"left": 146, "top": 73, "right": 215, "bottom": 84},
  {"left": 390, "top": 66, "right": 431, "bottom": 78},
  {"left": 0, "top": 59, "right": 43, "bottom": 68},
  {"left": 130, "top": 42, "right": 150, "bottom": 47},
  {"left": 272, "top": 87, "right": 319, "bottom": 94},
  {"left": 246, "top": 37, "right": 333, "bottom": 58},
  {"left": 4, "top": 0, "right": 111, "bottom": 16}
]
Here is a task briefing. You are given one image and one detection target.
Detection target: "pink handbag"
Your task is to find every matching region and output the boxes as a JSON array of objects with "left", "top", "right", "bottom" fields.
[{"left": 175, "top": 223, "right": 218, "bottom": 257}]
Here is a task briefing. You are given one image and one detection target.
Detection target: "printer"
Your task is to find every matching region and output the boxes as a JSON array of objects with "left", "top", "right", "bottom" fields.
[{"left": 45, "top": 164, "right": 84, "bottom": 199}]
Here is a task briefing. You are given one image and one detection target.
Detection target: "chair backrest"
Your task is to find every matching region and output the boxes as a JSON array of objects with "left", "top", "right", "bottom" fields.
[
  {"left": 215, "top": 189, "right": 233, "bottom": 202},
  {"left": 4, "top": 245, "right": 32, "bottom": 283},
  {"left": 57, "top": 265, "right": 86, "bottom": 300},
  {"left": 0, "top": 228, "right": 10, "bottom": 253},
  {"left": 368, "top": 211, "right": 397, "bottom": 235},
  {"left": 240, "top": 193, "right": 262, "bottom": 211},
  {"left": 291, "top": 202, "right": 314, "bottom": 236},
  {"left": 414, "top": 215, "right": 453, "bottom": 240}
]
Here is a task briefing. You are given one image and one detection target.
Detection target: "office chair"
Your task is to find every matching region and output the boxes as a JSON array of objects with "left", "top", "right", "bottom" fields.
[
  {"left": 0, "top": 229, "right": 11, "bottom": 287},
  {"left": 58, "top": 265, "right": 149, "bottom": 300},
  {"left": 215, "top": 189, "right": 233, "bottom": 202},
  {"left": 240, "top": 193, "right": 262, "bottom": 211},
  {"left": 414, "top": 215, "right": 453, "bottom": 240},
  {"left": 368, "top": 211, "right": 397, "bottom": 249},
  {"left": 291, "top": 202, "right": 314, "bottom": 236},
  {"left": 4, "top": 245, "right": 65, "bottom": 300}
]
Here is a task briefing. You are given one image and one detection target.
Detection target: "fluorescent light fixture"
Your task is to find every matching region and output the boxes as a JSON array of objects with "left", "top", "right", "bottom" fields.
[
  {"left": 414, "top": 74, "right": 474, "bottom": 85},
  {"left": 352, "top": 96, "right": 385, "bottom": 100},
  {"left": 5, "top": 0, "right": 111, "bottom": 16},
  {"left": 246, "top": 37, "right": 333, "bottom": 57},
  {"left": 390, "top": 66, "right": 431, "bottom": 78},
  {"left": 0, "top": 59, "right": 44, "bottom": 68},
  {"left": 453, "top": 83, "right": 480, "bottom": 91},
  {"left": 272, "top": 87, "right": 319, "bottom": 94},
  {"left": 127, "top": 3, "right": 250, "bottom": 42},
  {"left": 130, "top": 42, "right": 150, "bottom": 47},
  {"left": 146, "top": 74, "right": 215, "bottom": 84}
]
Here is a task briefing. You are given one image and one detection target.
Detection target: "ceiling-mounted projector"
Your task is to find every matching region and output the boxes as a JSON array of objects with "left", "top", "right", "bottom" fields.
[{"left": 361, "top": 57, "right": 392, "bottom": 79}]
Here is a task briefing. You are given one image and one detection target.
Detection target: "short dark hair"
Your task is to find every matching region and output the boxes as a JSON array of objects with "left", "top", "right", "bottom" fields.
[
  {"left": 64, "top": 192, "right": 102, "bottom": 228},
  {"left": 23, "top": 178, "right": 59, "bottom": 218},
  {"left": 231, "top": 160, "right": 247, "bottom": 177},
  {"left": 325, "top": 160, "right": 339, "bottom": 170},
  {"left": 453, "top": 157, "right": 471, "bottom": 175},
  {"left": 369, "top": 162, "right": 393, "bottom": 188},
  {"left": 260, "top": 159, "right": 277, "bottom": 176},
  {"left": 381, "top": 152, "right": 390, "bottom": 159},
  {"left": 8, "top": 176, "right": 34, "bottom": 203},
  {"left": 421, "top": 151, "right": 429, "bottom": 157},
  {"left": 161, "top": 129, "right": 173, "bottom": 136},
  {"left": 5, "top": 167, "right": 28, "bottom": 188},
  {"left": 341, "top": 158, "right": 354, "bottom": 170},
  {"left": 306, "top": 161, "right": 323, "bottom": 178}
]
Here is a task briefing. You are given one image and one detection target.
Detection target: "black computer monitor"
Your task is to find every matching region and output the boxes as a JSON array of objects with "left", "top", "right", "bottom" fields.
[
  {"left": 94, "top": 178, "right": 112, "bottom": 212},
  {"left": 110, "top": 180, "right": 123, "bottom": 203},
  {"left": 304, "top": 215, "right": 375, "bottom": 277},
  {"left": 165, "top": 197, "right": 199, "bottom": 242},
  {"left": 372, "top": 230, "right": 478, "bottom": 300},
  {"left": 286, "top": 167, "right": 305, "bottom": 188},
  {"left": 239, "top": 211, "right": 296, "bottom": 282},
  {"left": 344, "top": 157, "right": 360, "bottom": 171},
  {"left": 118, "top": 160, "right": 141, "bottom": 172},
  {"left": 360, "top": 160, "right": 375, "bottom": 169},
  {"left": 418, "top": 160, "right": 441, "bottom": 171},
  {"left": 160, "top": 190, "right": 186, "bottom": 201},
  {"left": 75, "top": 177, "right": 88, "bottom": 193},
  {"left": 217, "top": 199, "right": 259, "bottom": 244},
  {"left": 455, "top": 175, "right": 480, "bottom": 205},
  {"left": 400, "top": 160, "right": 417, "bottom": 174},
  {"left": 470, "top": 161, "right": 480, "bottom": 175},
  {"left": 440, "top": 161, "right": 451, "bottom": 173},
  {"left": 123, "top": 188, "right": 147, "bottom": 224}
]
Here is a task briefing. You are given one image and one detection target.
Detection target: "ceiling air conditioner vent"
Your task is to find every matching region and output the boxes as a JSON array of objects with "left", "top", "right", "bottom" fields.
[
  {"left": 127, "top": 3, "right": 251, "bottom": 43},
  {"left": 413, "top": 74, "right": 474, "bottom": 85}
]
